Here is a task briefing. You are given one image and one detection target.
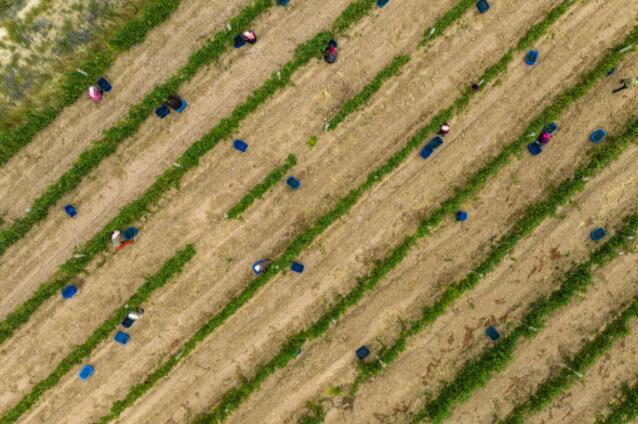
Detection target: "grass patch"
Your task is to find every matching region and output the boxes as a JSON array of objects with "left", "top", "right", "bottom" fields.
[
  {"left": 0, "top": 0, "right": 183, "bottom": 162},
  {"left": 226, "top": 154, "right": 297, "bottom": 219},
  {"left": 414, "top": 206, "right": 638, "bottom": 423},
  {"left": 503, "top": 295, "right": 638, "bottom": 423},
  {"left": 0, "top": 0, "right": 275, "bottom": 259},
  {"left": 0, "top": 244, "right": 196, "bottom": 424}
]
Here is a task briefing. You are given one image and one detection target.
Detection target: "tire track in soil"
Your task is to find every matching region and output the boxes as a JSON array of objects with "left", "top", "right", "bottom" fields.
[
  {"left": 0, "top": 0, "right": 356, "bottom": 320},
  {"left": 0, "top": 0, "right": 253, "bottom": 220},
  {"left": 450, "top": 251, "right": 638, "bottom": 423},
  {"left": 225, "top": 56, "right": 638, "bottom": 424},
  {"left": 100, "top": 1, "right": 638, "bottom": 420},
  {"left": 4, "top": 0, "right": 456, "bottom": 421},
  {"left": 528, "top": 316, "right": 638, "bottom": 424}
]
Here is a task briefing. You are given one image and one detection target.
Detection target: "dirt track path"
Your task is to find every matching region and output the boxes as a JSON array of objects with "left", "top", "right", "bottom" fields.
[
  {"left": 5, "top": 0, "right": 457, "bottom": 420},
  {"left": 451, "top": 251, "right": 638, "bottom": 423},
  {"left": 99, "top": 2, "right": 638, "bottom": 423},
  {"left": 0, "top": 0, "right": 253, "bottom": 220},
  {"left": 0, "top": 0, "right": 358, "bottom": 320},
  {"left": 532, "top": 319, "right": 638, "bottom": 424},
  {"left": 226, "top": 57, "right": 638, "bottom": 424}
]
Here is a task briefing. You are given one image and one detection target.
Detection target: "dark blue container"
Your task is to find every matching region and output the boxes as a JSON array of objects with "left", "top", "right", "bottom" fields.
[
  {"left": 79, "top": 365, "right": 94, "bottom": 381},
  {"left": 590, "top": 128, "right": 606, "bottom": 144},
  {"left": 590, "top": 227, "right": 607, "bottom": 241},
  {"left": 121, "top": 317, "right": 135, "bottom": 328},
  {"left": 376, "top": 0, "right": 390, "bottom": 7},
  {"left": 456, "top": 211, "right": 468, "bottom": 222},
  {"left": 485, "top": 326, "right": 501, "bottom": 341},
  {"left": 234, "top": 34, "right": 246, "bottom": 48},
  {"left": 277, "top": 0, "right": 289, "bottom": 5},
  {"left": 528, "top": 142, "right": 542, "bottom": 156},
  {"left": 525, "top": 50, "right": 539, "bottom": 65},
  {"left": 175, "top": 99, "right": 188, "bottom": 113},
  {"left": 356, "top": 346, "right": 370, "bottom": 360},
  {"left": 291, "top": 261, "right": 304, "bottom": 273},
  {"left": 61, "top": 284, "right": 77, "bottom": 299},
  {"left": 477, "top": 0, "right": 490, "bottom": 13},
  {"left": 286, "top": 176, "right": 301, "bottom": 190},
  {"left": 544, "top": 122, "right": 558, "bottom": 134},
  {"left": 233, "top": 139, "right": 248, "bottom": 152},
  {"left": 122, "top": 226, "right": 138, "bottom": 241},
  {"left": 97, "top": 77, "right": 112, "bottom": 92},
  {"left": 114, "top": 331, "right": 130, "bottom": 345},
  {"left": 155, "top": 105, "right": 170, "bottom": 118},
  {"left": 64, "top": 204, "right": 77, "bottom": 217}
]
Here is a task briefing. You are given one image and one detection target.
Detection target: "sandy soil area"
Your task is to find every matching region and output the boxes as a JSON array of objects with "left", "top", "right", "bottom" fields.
[
  {"left": 0, "top": 0, "right": 253, "bottom": 219},
  {"left": 0, "top": 0, "right": 357, "bottom": 319},
  {"left": 531, "top": 318, "right": 638, "bottom": 424},
  {"left": 451, "top": 251, "right": 638, "bottom": 423},
  {"left": 3, "top": 0, "right": 633, "bottom": 422}
]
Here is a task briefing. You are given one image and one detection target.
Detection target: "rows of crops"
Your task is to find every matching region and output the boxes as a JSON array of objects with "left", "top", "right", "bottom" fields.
[{"left": 1, "top": 0, "right": 637, "bottom": 423}]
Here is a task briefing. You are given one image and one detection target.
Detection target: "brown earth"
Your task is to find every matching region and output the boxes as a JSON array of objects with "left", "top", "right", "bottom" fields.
[
  {"left": 0, "top": 0, "right": 358, "bottom": 319},
  {"left": 0, "top": 0, "right": 253, "bottom": 220},
  {"left": 451, "top": 251, "right": 638, "bottom": 423}
]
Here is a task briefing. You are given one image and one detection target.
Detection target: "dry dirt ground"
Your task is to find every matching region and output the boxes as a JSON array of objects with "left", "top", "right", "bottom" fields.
[
  {"left": 0, "top": 0, "right": 254, "bottom": 219},
  {"left": 1, "top": 0, "right": 571, "bottom": 420},
  {"left": 2, "top": 0, "right": 636, "bottom": 423}
]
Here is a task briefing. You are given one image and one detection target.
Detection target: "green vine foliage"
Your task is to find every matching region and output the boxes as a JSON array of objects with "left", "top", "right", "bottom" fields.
[
  {"left": 0, "top": 245, "right": 195, "bottom": 424},
  {"left": 596, "top": 377, "right": 638, "bottom": 424},
  {"left": 0, "top": 0, "right": 184, "bottom": 164}
]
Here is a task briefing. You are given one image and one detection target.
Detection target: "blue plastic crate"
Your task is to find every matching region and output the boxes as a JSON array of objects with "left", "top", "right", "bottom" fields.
[
  {"left": 121, "top": 316, "right": 134, "bottom": 328},
  {"left": 61, "top": 284, "right": 77, "bottom": 299},
  {"left": 155, "top": 105, "right": 170, "bottom": 118},
  {"left": 544, "top": 122, "right": 558, "bottom": 134},
  {"left": 485, "top": 326, "right": 500, "bottom": 341},
  {"left": 527, "top": 142, "right": 542, "bottom": 156},
  {"left": 114, "top": 331, "right": 130, "bottom": 345},
  {"left": 64, "top": 204, "right": 77, "bottom": 217},
  {"left": 233, "top": 139, "right": 248, "bottom": 152},
  {"left": 376, "top": 0, "right": 390, "bottom": 7},
  {"left": 427, "top": 135, "right": 444, "bottom": 149},
  {"left": 590, "top": 227, "right": 607, "bottom": 241},
  {"left": 277, "top": 0, "right": 289, "bottom": 5},
  {"left": 291, "top": 261, "right": 304, "bottom": 273},
  {"left": 122, "top": 226, "right": 138, "bottom": 241},
  {"left": 356, "top": 346, "right": 370, "bottom": 360},
  {"left": 590, "top": 128, "right": 606, "bottom": 144},
  {"left": 97, "top": 77, "right": 112, "bottom": 92},
  {"left": 175, "top": 99, "right": 188, "bottom": 113},
  {"left": 525, "top": 50, "right": 538, "bottom": 65},
  {"left": 79, "top": 365, "right": 94, "bottom": 381},
  {"left": 286, "top": 176, "right": 301, "bottom": 190},
  {"left": 420, "top": 145, "right": 434, "bottom": 159},
  {"left": 456, "top": 211, "right": 468, "bottom": 222},
  {"left": 476, "top": 0, "right": 490, "bottom": 13},
  {"left": 234, "top": 34, "right": 246, "bottom": 48}
]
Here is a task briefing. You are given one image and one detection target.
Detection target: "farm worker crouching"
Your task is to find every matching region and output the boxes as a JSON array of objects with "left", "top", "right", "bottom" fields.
[
  {"left": 537, "top": 131, "right": 552, "bottom": 146},
  {"left": 438, "top": 123, "right": 450, "bottom": 136},
  {"left": 88, "top": 85, "right": 103, "bottom": 102},
  {"left": 111, "top": 230, "right": 121, "bottom": 248},
  {"left": 324, "top": 39, "right": 338, "bottom": 64},
  {"left": 241, "top": 30, "right": 257, "bottom": 44},
  {"left": 613, "top": 77, "right": 638, "bottom": 93},
  {"left": 127, "top": 308, "right": 144, "bottom": 321},
  {"left": 252, "top": 259, "right": 271, "bottom": 274},
  {"left": 166, "top": 94, "right": 184, "bottom": 110}
]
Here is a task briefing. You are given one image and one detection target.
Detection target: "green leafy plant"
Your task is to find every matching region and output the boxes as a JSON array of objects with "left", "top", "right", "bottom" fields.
[
  {"left": 0, "top": 0, "right": 184, "bottom": 163},
  {"left": 0, "top": 244, "right": 195, "bottom": 424},
  {"left": 412, "top": 208, "right": 638, "bottom": 423},
  {"left": 226, "top": 154, "right": 297, "bottom": 219},
  {"left": 596, "top": 377, "right": 638, "bottom": 424},
  {"left": 503, "top": 296, "right": 638, "bottom": 423},
  {"left": 0, "top": 0, "right": 275, "bottom": 257}
]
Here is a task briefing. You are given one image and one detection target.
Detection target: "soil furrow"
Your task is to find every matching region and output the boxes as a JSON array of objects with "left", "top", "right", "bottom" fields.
[{"left": 0, "top": 0, "right": 253, "bottom": 218}]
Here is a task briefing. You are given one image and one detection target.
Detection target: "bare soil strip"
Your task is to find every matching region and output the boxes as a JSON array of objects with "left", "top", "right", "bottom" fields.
[
  {"left": 98, "top": 4, "right": 638, "bottom": 423},
  {"left": 0, "top": 0, "right": 253, "bottom": 219},
  {"left": 527, "top": 321, "right": 638, "bottom": 424},
  {"left": 451, "top": 252, "right": 638, "bottom": 423},
  {"left": 5, "top": 0, "right": 568, "bottom": 421},
  {"left": 4, "top": 0, "right": 460, "bottom": 420},
  {"left": 225, "top": 86, "right": 638, "bottom": 424},
  {"left": 0, "top": 0, "right": 358, "bottom": 319}
]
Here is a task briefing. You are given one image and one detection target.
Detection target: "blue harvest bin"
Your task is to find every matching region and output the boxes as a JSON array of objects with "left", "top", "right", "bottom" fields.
[
  {"left": 233, "top": 139, "right": 248, "bottom": 152},
  {"left": 528, "top": 142, "right": 542, "bottom": 156},
  {"left": 420, "top": 145, "right": 434, "bottom": 159},
  {"left": 175, "top": 99, "right": 188, "bottom": 113},
  {"left": 277, "top": 0, "right": 289, "bottom": 5},
  {"left": 64, "top": 204, "right": 77, "bottom": 217},
  {"left": 234, "top": 34, "right": 246, "bottom": 48},
  {"left": 121, "top": 316, "right": 135, "bottom": 328},
  {"left": 97, "top": 77, "right": 112, "bottom": 92},
  {"left": 590, "top": 128, "right": 606, "bottom": 144},
  {"left": 427, "top": 135, "right": 444, "bottom": 149},
  {"left": 590, "top": 227, "right": 607, "bottom": 241},
  {"left": 544, "top": 122, "right": 558, "bottom": 134},
  {"left": 122, "top": 226, "right": 138, "bottom": 241},
  {"left": 476, "top": 0, "right": 490, "bottom": 13},
  {"left": 456, "top": 211, "right": 468, "bottom": 222},
  {"left": 61, "top": 284, "right": 78, "bottom": 299},
  {"left": 356, "top": 346, "right": 370, "bottom": 360},
  {"left": 155, "top": 105, "right": 170, "bottom": 118},
  {"left": 291, "top": 261, "right": 304, "bottom": 273},
  {"left": 79, "top": 365, "right": 94, "bottom": 381},
  {"left": 485, "top": 326, "right": 501, "bottom": 341},
  {"left": 376, "top": 0, "right": 390, "bottom": 7},
  {"left": 286, "top": 176, "right": 300, "bottom": 190},
  {"left": 525, "top": 50, "right": 538, "bottom": 65},
  {"left": 114, "top": 331, "right": 130, "bottom": 345}
]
